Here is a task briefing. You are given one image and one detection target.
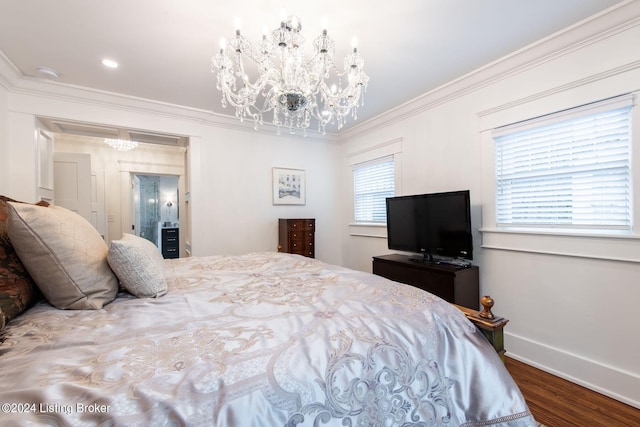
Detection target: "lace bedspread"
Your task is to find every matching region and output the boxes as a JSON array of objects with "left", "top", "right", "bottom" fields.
[{"left": 0, "top": 252, "right": 536, "bottom": 426}]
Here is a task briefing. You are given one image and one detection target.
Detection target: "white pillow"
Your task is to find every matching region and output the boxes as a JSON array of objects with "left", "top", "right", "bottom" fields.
[
  {"left": 7, "top": 203, "right": 118, "bottom": 309},
  {"left": 108, "top": 233, "right": 167, "bottom": 298}
]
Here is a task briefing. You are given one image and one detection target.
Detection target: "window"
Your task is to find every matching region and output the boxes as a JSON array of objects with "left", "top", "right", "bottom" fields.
[
  {"left": 493, "top": 94, "right": 633, "bottom": 231},
  {"left": 353, "top": 156, "right": 395, "bottom": 223}
]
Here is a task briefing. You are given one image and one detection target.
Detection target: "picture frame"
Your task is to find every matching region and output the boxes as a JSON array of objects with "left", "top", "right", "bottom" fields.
[{"left": 272, "top": 167, "right": 306, "bottom": 205}]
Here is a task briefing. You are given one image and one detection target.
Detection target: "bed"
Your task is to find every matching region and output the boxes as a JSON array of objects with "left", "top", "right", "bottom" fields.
[{"left": 0, "top": 198, "right": 537, "bottom": 426}]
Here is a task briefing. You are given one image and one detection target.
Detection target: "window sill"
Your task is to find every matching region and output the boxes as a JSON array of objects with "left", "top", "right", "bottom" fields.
[
  {"left": 480, "top": 227, "right": 640, "bottom": 263},
  {"left": 349, "top": 222, "right": 387, "bottom": 238},
  {"left": 349, "top": 222, "right": 386, "bottom": 227}
]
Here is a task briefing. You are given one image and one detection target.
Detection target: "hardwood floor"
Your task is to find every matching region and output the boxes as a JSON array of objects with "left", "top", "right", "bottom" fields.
[{"left": 505, "top": 357, "right": 640, "bottom": 427}]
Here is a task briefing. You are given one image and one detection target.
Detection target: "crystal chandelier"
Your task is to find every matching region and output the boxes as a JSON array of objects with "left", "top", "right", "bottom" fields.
[
  {"left": 211, "top": 16, "right": 369, "bottom": 135},
  {"left": 104, "top": 138, "right": 138, "bottom": 151}
]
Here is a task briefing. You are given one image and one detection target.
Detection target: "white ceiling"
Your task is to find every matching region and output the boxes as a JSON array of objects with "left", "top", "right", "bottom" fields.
[{"left": 0, "top": 0, "right": 625, "bottom": 134}]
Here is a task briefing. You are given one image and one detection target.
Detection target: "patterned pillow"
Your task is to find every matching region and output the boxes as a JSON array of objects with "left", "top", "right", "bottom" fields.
[
  {"left": 0, "top": 196, "right": 46, "bottom": 330},
  {"left": 108, "top": 233, "right": 167, "bottom": 298},
  {"left": 7, "top": 202, "right": 118, "bottom": 310}
]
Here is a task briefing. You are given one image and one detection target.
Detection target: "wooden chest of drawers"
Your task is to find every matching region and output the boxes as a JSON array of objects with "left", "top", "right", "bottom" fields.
[{"left": 278, "top": 218, "right": 315, "bottom": 258}]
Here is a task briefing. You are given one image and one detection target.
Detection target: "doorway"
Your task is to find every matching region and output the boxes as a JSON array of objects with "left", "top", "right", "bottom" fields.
[{"left": 133, "top": 174, "right": 179, "bottom": 248}]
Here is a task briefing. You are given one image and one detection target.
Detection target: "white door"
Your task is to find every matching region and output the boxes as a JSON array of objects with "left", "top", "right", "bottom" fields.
[{"left": 53, "top": 152, "right": 92, "bottom": 223}]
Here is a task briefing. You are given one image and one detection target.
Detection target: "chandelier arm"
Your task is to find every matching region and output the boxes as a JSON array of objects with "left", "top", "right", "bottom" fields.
[
  {"left": 220, "top": 65, "right": 275, "bottom": 111},
  {"left": 319, "top": 78, "right": 364, "bottom": 105},
  {"left": 217, "top": 78, "right": 249, "bottom": 108},
  {"left": 232, "top": 51, "right": 275, "bottom": 97},
  {"left": 219, "top": 87, "right": 260, "bottom": 113},
  {"left": 234, "top": 53, "right": 260, "bottom": 93},
  {"left": 259, "top": 86, "right": 279, "bottom": 113},
  {"left": 308, "top": 68, "right": 329, "bottom": 97}
]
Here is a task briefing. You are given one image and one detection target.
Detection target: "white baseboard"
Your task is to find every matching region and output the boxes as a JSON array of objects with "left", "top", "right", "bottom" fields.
[{"left": 505, "top": 332, "right": 640, "bottom": 409}]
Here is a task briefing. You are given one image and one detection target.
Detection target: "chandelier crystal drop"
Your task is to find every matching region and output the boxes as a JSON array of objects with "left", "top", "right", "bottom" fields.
[
  {"left": 104, "top": 138, "right": 138, "bottom": 151},
  {"left": 211, "top": 16, "right": 369, "bottom": 135}
]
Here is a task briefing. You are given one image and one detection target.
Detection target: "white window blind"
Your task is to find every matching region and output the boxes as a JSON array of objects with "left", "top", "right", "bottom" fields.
[
  {"left": 354, "top": 157, "right": 395, "bottom": 223},
  {"left": 494, "top": 95, "right": 633, "bottom": 230}
]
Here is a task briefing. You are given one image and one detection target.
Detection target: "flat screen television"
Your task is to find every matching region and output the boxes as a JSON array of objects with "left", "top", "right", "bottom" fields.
[{"left": 386, "top": 190, "right": 473, "bottom": 262}]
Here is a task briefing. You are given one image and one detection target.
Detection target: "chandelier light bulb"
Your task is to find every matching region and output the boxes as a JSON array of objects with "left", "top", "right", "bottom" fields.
[
  {"left": 211, "top": 15, "right": 369, "bottom": 135},
  {"left": 351, "top": 37, "right": 358, "bottom": 51},
  {"left": 290, "top": 16, "right": 299, "bottom": 30}
]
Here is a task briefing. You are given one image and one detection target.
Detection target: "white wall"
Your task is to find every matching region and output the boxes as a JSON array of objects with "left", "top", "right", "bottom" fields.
[
  {"left": 5, "top": 111, "right": 38, "bottom": 201},
  {"left": 158, "top": 175, "right": 179, "bottom": 226},
  {"left": 189, "top": 127, "right": 341, "bottom": 264},
  {"left": 338, "top": 2, "right": 640, "bottom": 407}
]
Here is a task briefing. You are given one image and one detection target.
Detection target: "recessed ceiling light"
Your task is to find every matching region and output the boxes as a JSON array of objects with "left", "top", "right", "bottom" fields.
[
  {"left": 36, "top": 66, "right": 60, "bottom": 79},
  {"left": 101, "top": 58, "right": 119, "bottom": 69}
]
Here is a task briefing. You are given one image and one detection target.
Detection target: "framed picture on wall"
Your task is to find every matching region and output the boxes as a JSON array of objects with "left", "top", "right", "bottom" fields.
[{"left": 272, "top": 167, "right": 306, "bottom": 205}]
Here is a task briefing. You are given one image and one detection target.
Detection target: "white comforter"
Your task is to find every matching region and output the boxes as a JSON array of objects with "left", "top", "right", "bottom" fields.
[{"left": 0, "top": 252, "right": 536, "bottom": 426}]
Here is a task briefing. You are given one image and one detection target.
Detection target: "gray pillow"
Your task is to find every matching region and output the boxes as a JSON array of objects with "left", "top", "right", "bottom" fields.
[
  {"left": 108, "top": 233, "right": 167, "bottom": 298},
  {"left": 7, "top": 202, "right": 118, "bottom": 309}
]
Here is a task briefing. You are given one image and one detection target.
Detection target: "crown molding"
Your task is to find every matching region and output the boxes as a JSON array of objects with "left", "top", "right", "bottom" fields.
[
  {"left": 0, "top": 50, "right": 21, "bottom": 91},
  {"left": 337, "top": 0, "right": 640, "bottom": 142}
]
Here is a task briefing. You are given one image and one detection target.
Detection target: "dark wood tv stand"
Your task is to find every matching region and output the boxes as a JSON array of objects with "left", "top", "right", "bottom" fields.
[{"left": 372, "top": 253, "right": 480, "bottom": 309}]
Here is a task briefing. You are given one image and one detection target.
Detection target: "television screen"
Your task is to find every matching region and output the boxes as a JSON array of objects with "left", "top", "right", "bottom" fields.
[
  {"left": 385, "top": 196, "right": 420, "bottom": 253},
  {"left": 386, "top": 190, "right": 472, "bottom": 261}
]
